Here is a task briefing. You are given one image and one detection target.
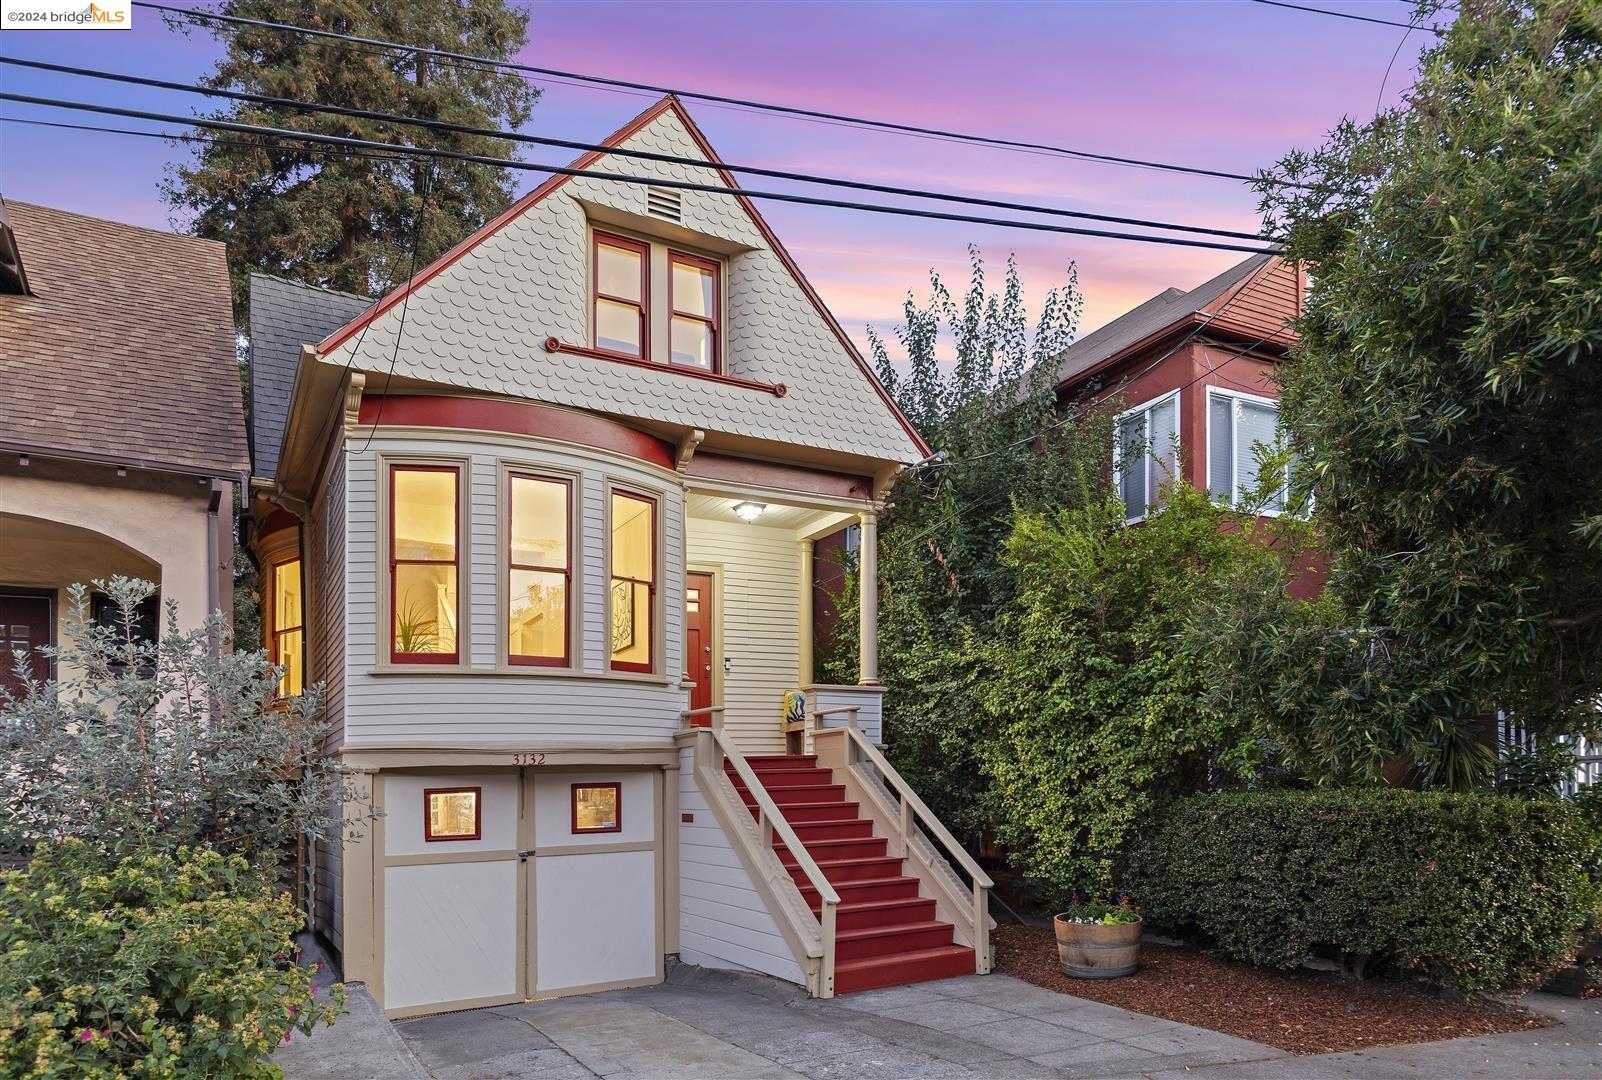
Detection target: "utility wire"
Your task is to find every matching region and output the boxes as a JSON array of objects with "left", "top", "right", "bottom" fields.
[
  {"left": 132, "top": 0, "right": 1302, "bottom": 188},
  {"left": 0, "top": 56, "right": 1266, "bottom": 244},
  {"left": 1250, "top": 0, "right": 1444, "bottom": 34},
  {"left": 0, "top": 91, "right": 1279, "bottom": 255}
]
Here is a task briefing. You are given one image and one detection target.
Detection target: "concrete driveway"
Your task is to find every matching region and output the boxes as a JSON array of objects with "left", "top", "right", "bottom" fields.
[{"left": 280, "top": 964, "right": 1602, "bottom": 1080}]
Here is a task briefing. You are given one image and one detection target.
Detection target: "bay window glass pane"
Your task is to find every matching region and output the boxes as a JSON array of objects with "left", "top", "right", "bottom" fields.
[
  {"left": 510, "top": 476, "right": 567, "bottom": 568},
  {"left": 611, "top": 580, "right": 652, "bottom": 668},
  {"left": 273, "top": 558, "right": 302, "bottom": 630},
  {"left": 611, "top": 494, "right": 654, "bottom": 581},
  {"left": 596, "top": 242, "right": 642, "bottom": 301},
  {"left": 394, "top": 562, "right": 457, "bottom": 656},
  {"left": 1208, "top": 394, "right": 1235, "bottom": 501},
  {"left": 276, "top": 628, "right": 303, "bottom": 697},
  {"left": 670, "top": 316, "right": 713, "bottom": 369},
  {"left": 1118, "top": 413, "right": 1147, "bottom": 519},
  {"left": 596, "top": 298, "right": 642, "bottom": 356},
  {"left": 393, "top": 470, "right": 456, "bottom": 561},
  {"left": 610, "top": 492, "right": 655, "bottom": 670},
  {"left": 1237, "top": 400, "right": 1280, "bottom": 503},
  {"left": 509, "top": 569, "right": 565, "bottom": 661},
  {"left": 672, "top": 260, "right": 714, "bottom": 317}
]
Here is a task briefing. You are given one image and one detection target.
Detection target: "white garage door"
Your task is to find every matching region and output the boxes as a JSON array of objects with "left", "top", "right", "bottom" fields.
[{"left": 379, "top": 767, "right": 660, "bottom": 1014}]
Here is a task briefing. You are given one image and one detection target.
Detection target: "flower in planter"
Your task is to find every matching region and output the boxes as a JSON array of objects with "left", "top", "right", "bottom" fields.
[{"left": 1057, "top": 895, "right": 1142, "bottom": 925}]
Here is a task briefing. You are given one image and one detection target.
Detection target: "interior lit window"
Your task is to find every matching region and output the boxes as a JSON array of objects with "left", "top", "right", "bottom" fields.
[
  {"left": 572, "top": 782, "right": 621, "bottom": 833},
  {"left": 425, "top": 787, "right": 480, "bottom": 841},
  {"left": 669, "top": 253, "right": 718, "bottom": 371},
  {"left": 271, "top": 557, "right": 304, "bottom": 696},
  {"left": 390, "top": 466, "right": 459, "bottom": 662},
  {"left": 609, "top": 491, "right": 656, "bottom": 673},
  {"left": 594, "top": 233, "right": 647, "bottom": 357},
  {"left": 509, "top": 473, "right": 570, "bottom": 666}
]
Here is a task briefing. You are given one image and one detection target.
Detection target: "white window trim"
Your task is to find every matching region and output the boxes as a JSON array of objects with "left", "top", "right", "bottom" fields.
[
  {"left": 1205, "top": 386, "right": 1292, "bottom": 517},
  {"left": 1112, "top": 389, "right": 1182, "bottom": 524}
]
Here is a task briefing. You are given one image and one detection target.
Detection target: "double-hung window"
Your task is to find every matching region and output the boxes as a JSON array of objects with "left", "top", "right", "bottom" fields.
[
  {"left": 390, "top": 465, "right": 460, "bottom": 663},
  {"left": 608, "top": 490, "right": 657, "bottom": 674},
  {"left": 669, "top": 252, "right": 719, "bottom": 371},
  {"left": 593, "top": 232, "right": 648, "bottom": 358},
  {"left": 1207, "top": 388, "right": 1291, "bottom": 514},
  {"left": 270, "top": 557, "right": 304, "bottom": 696},
  {"left": 508, "top": 473, "right": 571, "bottom": 666},
  {"left": 1115, "top": 391, "right": 1180, "bottom": 522}
]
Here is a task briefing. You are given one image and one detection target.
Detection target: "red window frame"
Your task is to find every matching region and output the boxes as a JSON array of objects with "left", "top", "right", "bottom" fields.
[
  {"left": 423, "top": 786, "right": 482, "bottom": 842},
  {"left": 592, "top": 231, "right": 649, "bottom": 361},
  {"left": 507, "top": 471, "right": 573, "bottom": 667},
  {"left": 388, "top": 464, "right": 461, "bottom": 665},
  {"left": 608, "top": 489, "right": 658, "bottom": 675},
  {"left": 668, "top": 251, "right": 720, "bottom": 373},
  {"left": 571, "top": 781, "right": 623, "bottom": 834},
  {"left": 270, "top": 555, "right": 304, "bottom": 697}
]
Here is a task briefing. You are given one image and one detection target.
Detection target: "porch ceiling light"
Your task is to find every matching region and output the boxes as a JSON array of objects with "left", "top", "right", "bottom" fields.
[{"left": 733, "top": 501, "right": 766, "bottom": 523}]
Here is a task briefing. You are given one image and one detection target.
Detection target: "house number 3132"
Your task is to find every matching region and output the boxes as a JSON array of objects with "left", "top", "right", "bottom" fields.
[{"left": 514, "top": 753, "right": 547, "bottom": 766}]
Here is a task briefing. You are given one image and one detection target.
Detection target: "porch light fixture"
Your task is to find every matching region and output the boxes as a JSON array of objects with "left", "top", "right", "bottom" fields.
[{"left": 733, "top": 501, "right": 766, "bottom": 523}]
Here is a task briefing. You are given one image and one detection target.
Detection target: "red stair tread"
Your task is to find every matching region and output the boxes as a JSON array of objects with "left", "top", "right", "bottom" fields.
[{"left": 833, "top": 945, "right": 977, "bottom": 994}]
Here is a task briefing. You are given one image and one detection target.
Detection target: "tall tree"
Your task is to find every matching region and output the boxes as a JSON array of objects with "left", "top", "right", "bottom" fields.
[
  {"left": 162, "top": 0, "right": 539, "bottom": 316},
  {"left": 1238, "top": 0, "right": 1602, "bottom": 786}
]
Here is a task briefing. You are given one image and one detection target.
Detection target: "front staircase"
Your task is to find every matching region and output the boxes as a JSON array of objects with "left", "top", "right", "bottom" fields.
[{"left": 725, "top": 752, "right": 976, "bottom": 993}]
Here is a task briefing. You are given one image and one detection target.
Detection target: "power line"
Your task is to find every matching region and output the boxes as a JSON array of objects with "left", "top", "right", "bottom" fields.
[
  {"left": 132, "top": 0, "right": 1303, "bottom": 189},
  {"left": 0, "top": 91, "right": 1279, "bottom": 255},
  {"left": 1250, "top": 0, "right": 1445, "bottom": 34},
  {"left": 0, "top": 56, "right": 1266, "bottom": 244}
]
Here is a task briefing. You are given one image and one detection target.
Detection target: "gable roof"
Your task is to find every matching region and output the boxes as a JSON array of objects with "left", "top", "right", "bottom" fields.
[
  {"left": 1050, "top": 254, "right": 1284, "bottom": 390},
  {"left": 315, "top": 96, "right": 930, "bottom": 464},
  {"left": 0, "top": 200, "right": 248, "bottom": 476},
  {"left": 247, "top": 274, "right": 373, "bottom": 479}
]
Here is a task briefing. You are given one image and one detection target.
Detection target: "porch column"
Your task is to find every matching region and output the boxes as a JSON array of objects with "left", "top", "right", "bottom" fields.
[
  {"left": 797, "top": 540, "right": 815, "bottom": 686},
  {"left": 858, "top": 510, "right": 879, "bottom": 685}
]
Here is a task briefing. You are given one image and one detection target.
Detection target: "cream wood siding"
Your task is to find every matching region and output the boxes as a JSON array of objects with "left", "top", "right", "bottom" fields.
[
  {"left": 806, "top": 685, "right": 884, "bottom": 746},
  {"left": 315, "top": 835, "right": 342, "bottom": 957},
  {"left": 342, "top": 435, "right": 685, "bottom": 746},
  {"left": 685, "top": 516, "right": 799, "bottom": 756},
  {"left": 312, "top": 451, "right": 347, "bottom": 748},
  {"left": 675, "top": 745, "right": 805, "bottom": 985}
]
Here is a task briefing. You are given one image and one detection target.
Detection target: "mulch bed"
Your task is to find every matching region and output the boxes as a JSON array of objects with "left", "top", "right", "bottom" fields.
[{"left": 993, "top": 923, "right": 1545, "bottom": 1055}]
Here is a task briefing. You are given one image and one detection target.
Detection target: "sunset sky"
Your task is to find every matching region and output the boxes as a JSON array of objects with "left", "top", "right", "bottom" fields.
[{"left": 0, "top": 0, "right": 1437, "bottom": 350}]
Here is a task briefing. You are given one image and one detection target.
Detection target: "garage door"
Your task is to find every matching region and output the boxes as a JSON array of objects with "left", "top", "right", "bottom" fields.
[{"left": 379, "top": 767, "right": 660, "bottom": 1015}]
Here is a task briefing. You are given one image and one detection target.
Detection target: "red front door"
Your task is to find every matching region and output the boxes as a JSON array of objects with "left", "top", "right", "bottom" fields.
[
  {"left": 0, "top": 589, "right": 54, "bottom": 699},
  {"left": 685, "top": 572, "right": 715, "bottom": 716}
]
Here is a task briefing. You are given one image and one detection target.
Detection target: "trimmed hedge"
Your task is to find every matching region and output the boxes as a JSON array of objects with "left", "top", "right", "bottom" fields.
[{"left": 1126, "top": 789, "right": 1601, "bottom": 993}]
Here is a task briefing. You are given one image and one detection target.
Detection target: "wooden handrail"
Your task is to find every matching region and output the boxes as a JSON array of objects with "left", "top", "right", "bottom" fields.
[{"left": 681, "top": 705, "right": 725, "bottom": 729}]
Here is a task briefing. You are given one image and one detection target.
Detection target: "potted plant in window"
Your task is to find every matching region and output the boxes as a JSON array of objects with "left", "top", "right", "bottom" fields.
[{"left": 1053, "top": 895, "right": 1142, "bottom": 979}]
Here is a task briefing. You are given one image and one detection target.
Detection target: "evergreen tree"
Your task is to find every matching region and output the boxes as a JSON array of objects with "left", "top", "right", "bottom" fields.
[{"left": 161, "top": 0, "right": 539, "bottom": 317}]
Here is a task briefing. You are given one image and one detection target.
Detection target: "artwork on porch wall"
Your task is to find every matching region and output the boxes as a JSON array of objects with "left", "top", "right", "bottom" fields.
[{"left": 611, "top": 578, "right": 634, "bottom": 652}]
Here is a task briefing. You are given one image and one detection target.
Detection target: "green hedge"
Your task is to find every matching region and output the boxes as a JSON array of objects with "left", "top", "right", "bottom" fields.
[{"left": 1126, "top": 789, "right": 1601, "bottom": 993}]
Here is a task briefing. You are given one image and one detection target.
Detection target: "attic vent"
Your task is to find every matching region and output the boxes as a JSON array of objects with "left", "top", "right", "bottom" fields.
[{"left": 646, "top": 187, "right": 682, "bottom": 223}]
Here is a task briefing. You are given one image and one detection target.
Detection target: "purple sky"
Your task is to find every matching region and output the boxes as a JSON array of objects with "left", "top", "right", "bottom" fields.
[{"left": 0, "top": 1, "right": 1433, "bottom": 349}]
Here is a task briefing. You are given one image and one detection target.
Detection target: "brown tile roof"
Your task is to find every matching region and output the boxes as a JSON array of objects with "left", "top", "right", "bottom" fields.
[{"left": 0, "top": 200, "right": 248, "bottom": 476}]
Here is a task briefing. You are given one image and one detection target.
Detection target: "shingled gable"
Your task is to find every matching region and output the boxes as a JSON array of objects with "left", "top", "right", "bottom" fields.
[{"left": 314, "top": 95, "right": 930, "bottom": 463}]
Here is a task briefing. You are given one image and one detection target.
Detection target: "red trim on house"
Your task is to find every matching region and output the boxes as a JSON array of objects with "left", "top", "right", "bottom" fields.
[
  {"left": 608, "top": 489, "right": 658, "bottom": 676},
  {"left": 668, "top": 250, "right": 721, "bottom": 374},
  {"left": 357, "top": 395, "right": 676, "bottom": 471},
  {"left": 543, "top": 337, "right": 785, "bottom": 397},
  {"left": 314, "top": 94, "right": 929, "bottom": 460},
  {"left": 257, "top": 507, "right": 301, "bottom": 536},
  {"left": 388, "top": 463, "right": 461, "bottom": 666},
  {"left": 685, "top": 452, "right": 873, "bottom": 501},
  {"left": 507, "top": 471, "right": 573, "bottom": 668},
  {"left": 571, "top": 781, "right": 623, "bottom": 834},
  {"left": 423, "top": 786, "right": 483, "bottom": 841},
  {"left": 592, "top": 230, "right": 650, "bottom": 361}
]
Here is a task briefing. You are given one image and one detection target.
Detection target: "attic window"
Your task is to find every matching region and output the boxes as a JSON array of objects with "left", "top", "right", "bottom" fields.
[{"left": 646, "top": 188, "right": 682, "bottom": 224}]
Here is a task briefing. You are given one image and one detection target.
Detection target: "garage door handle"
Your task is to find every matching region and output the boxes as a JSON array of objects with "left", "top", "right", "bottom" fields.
[{"left": 517, "top": 849, "right": 536, "bottom": 861}]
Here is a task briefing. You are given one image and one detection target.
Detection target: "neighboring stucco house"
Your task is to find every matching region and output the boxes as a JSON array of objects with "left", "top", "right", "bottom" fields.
[
  {"left": 0, "top": 198, "right": 247, "bottom": 696},
  {"left": 245, "top": 96, "right": 992, "bottom": 1016}
]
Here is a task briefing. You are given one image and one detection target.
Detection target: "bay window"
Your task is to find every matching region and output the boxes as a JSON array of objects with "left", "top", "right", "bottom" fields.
[
  {"left": 593, "top": 232, "right": 648, "bottom": 358},
  {"left": 270, "top": 557, "right": 303, "bottom": 696},
  {"left": 508, "top": 473, "right": 571, "bottom": 666},
  {"left": 1115, "top": 391, "right": 1180, "bottom": 522},
  {"left": 669, "top": 252, "right": 719, "bottom": 371},
  {"left": 608, "top": 490, "right": 657, "bottom": 673},
  {"left": 390, "top": 465, "right": 460, "bottom": 663},
  {"left": 1207, "top": 388, "right": 1291, "bottom": 514}
]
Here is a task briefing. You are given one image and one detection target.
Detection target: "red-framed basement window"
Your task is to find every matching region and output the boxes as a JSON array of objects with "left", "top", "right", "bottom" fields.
[
  {"left": 424, "top": 786, "right": 482, "bottom": 841},
  {"left": 508, "top": 472, "right": 572, "bottom": 667},
  {"left": 669, "top": 252, "right": 719, "bottom": 372},
  {"left": 593, "top": 232, "right": 649, "bottom": 359},
  {"left": 389, "top": 464, "right": 460, "bottom": 664},
  {"left": 608, "top": 490, "right": 657, "bottom": 674},
  {"left": 572, "top": 782, "right": 622, "bottom": 834}
]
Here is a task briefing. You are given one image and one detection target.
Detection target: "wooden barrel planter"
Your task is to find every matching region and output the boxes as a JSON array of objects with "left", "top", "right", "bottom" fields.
[{"left": 1053, "top": 914, "right": 1142, "bottom": 979}]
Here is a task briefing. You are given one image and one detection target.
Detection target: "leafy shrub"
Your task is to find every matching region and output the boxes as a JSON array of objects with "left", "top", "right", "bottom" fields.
[
  {"left": 0, "top": 841, "right": 344, "bottom": 1077},
  {"left": 1127, "top": 788, "right": 1601, "bottom": 993}
]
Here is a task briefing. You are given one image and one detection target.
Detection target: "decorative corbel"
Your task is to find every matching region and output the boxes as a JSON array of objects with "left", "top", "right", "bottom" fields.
[
  {"left": 342, "top": 371, "right": 367, "bottom": 439},
  {"left": 676, "top": 428, "right": 706, "bottom": 474},
  {"left": 872, "top": 462, "right": 905, "bottom": 513}
]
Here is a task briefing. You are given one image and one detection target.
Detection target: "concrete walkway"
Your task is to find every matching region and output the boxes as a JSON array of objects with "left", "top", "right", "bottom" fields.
[{"left": 279, "top": 965, "right": 1602, "bottom": 1079}]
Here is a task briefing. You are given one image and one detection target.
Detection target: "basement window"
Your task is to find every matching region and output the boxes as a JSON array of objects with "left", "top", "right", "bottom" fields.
[
  {"left": 572, "top": 782, "right": 622, "bottom": 834},
  {"left": 424, "top": 787, "right": 481, "bottom": 841}
]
